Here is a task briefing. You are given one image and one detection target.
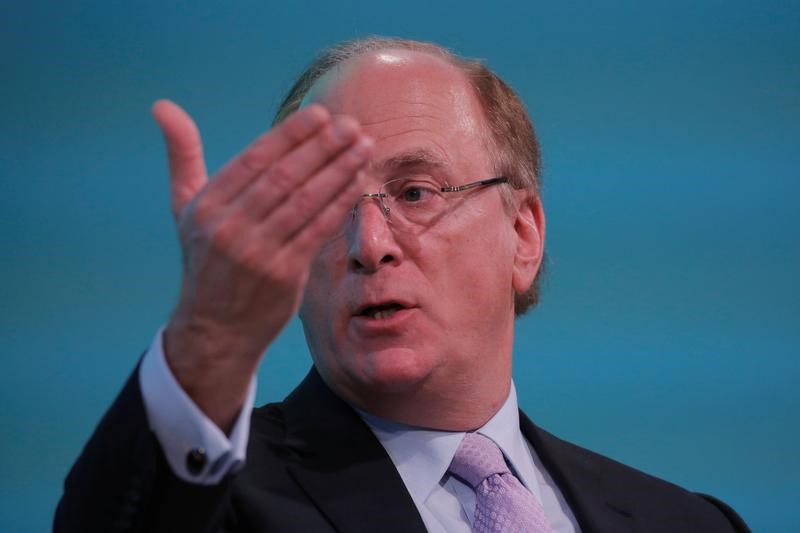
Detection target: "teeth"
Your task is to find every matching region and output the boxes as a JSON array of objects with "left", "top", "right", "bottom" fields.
[{"left": 369, "top": 308, "right": 399, "bottom": 319}]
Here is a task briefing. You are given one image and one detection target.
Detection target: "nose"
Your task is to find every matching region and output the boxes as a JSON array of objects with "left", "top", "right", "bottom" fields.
[{"left": 347, "top": 196, "right": 403, "bottom": 273}]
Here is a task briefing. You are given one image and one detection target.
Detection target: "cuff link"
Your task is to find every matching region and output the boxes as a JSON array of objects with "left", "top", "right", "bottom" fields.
[{"left": 186, "top": 447, "right": 207, "bottom": 475}]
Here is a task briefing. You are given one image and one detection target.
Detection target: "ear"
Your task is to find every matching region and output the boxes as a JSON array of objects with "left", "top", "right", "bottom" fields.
[{"left": 511, "top": 193, "right": 545, "bottom": 294}]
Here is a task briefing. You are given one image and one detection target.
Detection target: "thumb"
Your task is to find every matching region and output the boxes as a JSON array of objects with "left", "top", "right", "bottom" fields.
[{"left": 152, "top": 99, "right": 208, "bottom": 218}]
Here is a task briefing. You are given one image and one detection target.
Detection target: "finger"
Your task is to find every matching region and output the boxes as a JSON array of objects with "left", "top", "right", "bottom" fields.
[
  {"left": 288, "top": 167, "right": 371, "bottom": 262},
  {"left": 233, "top": 116, "right": 363, "bottom": 221},
  {"left": 263, "top": 135, "right": 373, "bottom": 248},
  {"left": 206, "top": 104, "right": 332, "bottom": 205},
  {"left": 152, "top": 99, "right": 208, "bottom": 217}
]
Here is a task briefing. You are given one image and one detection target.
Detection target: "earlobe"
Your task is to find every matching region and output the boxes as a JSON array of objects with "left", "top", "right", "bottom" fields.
[{"left": 511, "top": 195, "right": 545, "bottom": 293}]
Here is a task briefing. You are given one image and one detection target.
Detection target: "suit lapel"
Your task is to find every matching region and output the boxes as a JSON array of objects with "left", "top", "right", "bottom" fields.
[
  {"left": 281, "top": 370, "right": 428, "bottom": 533},
  {"left": 520, "top": 412, "right": 635, "bottom": 533},
  {"left": 277, "top": 371, "right": 634, "bottom": 532}
]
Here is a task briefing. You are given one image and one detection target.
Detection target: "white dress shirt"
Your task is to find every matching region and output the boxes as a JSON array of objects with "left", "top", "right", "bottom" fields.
[
  {"left": 360, "top": 384, "right": 579, "bottom": 533},
  {"left": 139, "top": 328, "right": 254, "bottom": 484},
  {"left": 139, "top": 329, "right": 579, "bottom": 531}
]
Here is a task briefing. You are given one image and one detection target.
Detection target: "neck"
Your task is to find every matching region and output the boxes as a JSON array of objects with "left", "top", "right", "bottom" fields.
[{"left": 331, "top": 357, "right": 513, "bottom": 431}]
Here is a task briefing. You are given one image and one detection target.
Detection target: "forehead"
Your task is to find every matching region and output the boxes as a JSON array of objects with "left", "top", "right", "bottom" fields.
[{"left": 305, "top": 50, "right": 492, "bottom": 176}]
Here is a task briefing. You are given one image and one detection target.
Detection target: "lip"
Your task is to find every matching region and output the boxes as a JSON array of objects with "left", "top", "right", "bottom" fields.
[
  {"left": 349, "top": 306, "right": 417, "bottom": 336},
  {"left": 352, "top": 298, "right": 414, "bottom": 316}
]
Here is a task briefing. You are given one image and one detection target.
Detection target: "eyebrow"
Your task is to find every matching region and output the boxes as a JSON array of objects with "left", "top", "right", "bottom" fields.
[{"left": 372, "top": 148, "right": 448, "bottom": 174}]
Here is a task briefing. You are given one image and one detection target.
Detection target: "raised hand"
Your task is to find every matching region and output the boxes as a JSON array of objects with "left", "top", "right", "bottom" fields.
[{"left": 151, "top": 100, "right": 372, "bottom": 430}]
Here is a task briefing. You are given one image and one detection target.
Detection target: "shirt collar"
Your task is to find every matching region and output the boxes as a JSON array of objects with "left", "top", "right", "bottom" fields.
[{"left": 358, "top": 381, "right": 538, "bottom": 507}]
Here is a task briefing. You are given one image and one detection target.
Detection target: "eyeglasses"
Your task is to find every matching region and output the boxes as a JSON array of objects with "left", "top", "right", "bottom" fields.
[{"left": 329, "top": 176, "right": 509, "bottom": 241}]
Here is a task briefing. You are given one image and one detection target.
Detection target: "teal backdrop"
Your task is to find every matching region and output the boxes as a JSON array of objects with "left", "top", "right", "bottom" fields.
[{"left": 2, "top": 1, "right": 798, "bottom": 531}]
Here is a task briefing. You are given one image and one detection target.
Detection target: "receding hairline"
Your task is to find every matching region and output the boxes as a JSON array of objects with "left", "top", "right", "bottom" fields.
[
  {"left": 299, "top": 46, "right": 500, "bottom": 180},
  {"left": 274, "top": 37, "right": 483, "bottom": 126},
  {"left": 299, "top": 47, "right": 482, "bottom": 112}
]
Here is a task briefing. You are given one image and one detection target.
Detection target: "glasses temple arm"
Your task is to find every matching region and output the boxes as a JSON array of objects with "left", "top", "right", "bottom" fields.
[{"left": 440, "top": 176, "right": 510, "bottom": 193}]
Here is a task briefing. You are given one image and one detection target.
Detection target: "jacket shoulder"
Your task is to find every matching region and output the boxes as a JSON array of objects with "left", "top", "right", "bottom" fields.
[{"left": 524, "top": 419, "right": 750, "bottom": 532}]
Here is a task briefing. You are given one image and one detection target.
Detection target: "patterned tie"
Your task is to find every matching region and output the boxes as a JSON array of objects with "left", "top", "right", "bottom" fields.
[{"left": 448, "top": 433, "right": 552, "bottom": 533}]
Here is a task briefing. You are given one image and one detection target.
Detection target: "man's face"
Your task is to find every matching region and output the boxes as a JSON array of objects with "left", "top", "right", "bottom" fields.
[{"left": 298, "top": 50, "right": 543, "bottom": 418}]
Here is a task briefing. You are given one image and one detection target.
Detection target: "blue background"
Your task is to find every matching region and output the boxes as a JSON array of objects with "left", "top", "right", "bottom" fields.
[{"left": 2, "top": 1, "right": 798, "bottom": 531}]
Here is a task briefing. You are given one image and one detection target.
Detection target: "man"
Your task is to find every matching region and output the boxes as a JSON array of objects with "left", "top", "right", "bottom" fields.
[{"left": 55, "top": 37, "right": 749, "bottom": 532}]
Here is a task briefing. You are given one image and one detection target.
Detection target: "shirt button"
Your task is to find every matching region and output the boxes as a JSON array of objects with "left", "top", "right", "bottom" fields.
[{"left": 186, "top": 448, "right": 207, "bottom": 475}]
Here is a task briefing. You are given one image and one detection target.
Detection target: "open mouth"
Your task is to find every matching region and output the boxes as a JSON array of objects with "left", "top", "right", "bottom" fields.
[{"left": 357, "top": 302, "right": 406, "bottom": 320}]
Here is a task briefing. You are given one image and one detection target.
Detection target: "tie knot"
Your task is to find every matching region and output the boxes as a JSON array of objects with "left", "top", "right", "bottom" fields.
[{"left": 448, "top": 433, "right": 511, "bottom": 488}]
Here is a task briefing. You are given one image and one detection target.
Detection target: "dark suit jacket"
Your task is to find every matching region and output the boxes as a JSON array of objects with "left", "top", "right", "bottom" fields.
[{"left": 55, "top": 368, "right": 749, "bottom": 532}]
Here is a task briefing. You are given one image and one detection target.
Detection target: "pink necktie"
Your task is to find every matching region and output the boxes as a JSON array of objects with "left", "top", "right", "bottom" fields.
[{"left": 449, "top": 433, "right": 552, "bottom": 533}]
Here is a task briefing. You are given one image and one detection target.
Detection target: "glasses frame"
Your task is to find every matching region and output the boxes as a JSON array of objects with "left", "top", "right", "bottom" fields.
[{"left": 361, "top": 176, "right": 510, "bottom": 218}]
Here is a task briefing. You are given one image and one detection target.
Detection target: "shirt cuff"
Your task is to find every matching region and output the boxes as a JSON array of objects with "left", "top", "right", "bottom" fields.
[{"left": 138, "top": 327, "right": 256, "bottom": 484}]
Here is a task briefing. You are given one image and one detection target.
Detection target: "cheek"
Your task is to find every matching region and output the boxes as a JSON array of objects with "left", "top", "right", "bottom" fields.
[{"left": 457, "top": 219, "right": 516, "bottom": 302}]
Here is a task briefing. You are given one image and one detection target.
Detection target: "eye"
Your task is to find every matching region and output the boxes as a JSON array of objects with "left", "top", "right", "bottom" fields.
[
  {"left": 401, "top": 185, "right": 425, "bottom": 202},
  {"left": 390, "top": 179, "right": 440, "bottom": 205}
]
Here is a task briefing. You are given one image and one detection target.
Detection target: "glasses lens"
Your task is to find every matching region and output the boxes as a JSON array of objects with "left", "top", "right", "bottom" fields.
[
  {"left": 381, "top": 178, "right": 445, "bottom": 227},
  {"left": 323, "top": 178, "right": 451, "bottom": 244}
]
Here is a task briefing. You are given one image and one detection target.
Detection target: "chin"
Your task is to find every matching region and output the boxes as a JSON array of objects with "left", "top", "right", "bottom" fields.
[{"left": 354, "top": 346, "right": 438, "bottom": 394}]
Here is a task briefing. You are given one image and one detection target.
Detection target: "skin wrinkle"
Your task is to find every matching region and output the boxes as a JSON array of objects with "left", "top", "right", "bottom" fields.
[
  {"left": 328, "top": 149, "right": 454, "bottom": 242},
  {"left": 375, "top": 153, "right": 451, "bottom": 186},
  {"left": 352, "top": 151, "right": 489, "bottom": 238},
  {"left": 333, "top": 116, "right": 454, "bottom": 160},
  {"left": 379, "top": 148, "right": 445, "bottom": 166},
  {"left": 364, "top": 130, "right": 451, "bottom": 153},
  {"left": 355, "top": 115, "right": 441, "bottom": 126}
]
